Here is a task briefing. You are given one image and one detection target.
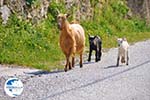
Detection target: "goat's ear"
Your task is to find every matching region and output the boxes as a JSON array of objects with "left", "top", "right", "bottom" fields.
[
  {"left": 123, "top": 37, "right": 127, "bottom": 41},
  {"left": 64, "top": 14, "right": 70, "bottom": 18},
  {"left": 94, "top": 35, "right": 98, "bottom": 39},
  {"left": 117, "top": 38, "right": 120, "bottom": 42},
  {"left": 117, "top": 38, "right": 121, "bottom": 41}
]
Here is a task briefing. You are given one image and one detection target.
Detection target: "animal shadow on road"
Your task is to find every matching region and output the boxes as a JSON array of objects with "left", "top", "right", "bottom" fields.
[
  {"left": 104, "top": 65, "right": 125, "bottom": 69},
  {"left": 25, "top": 70, "right": 64, "bottom": 76},
  {"left": 83, "top": 61, "right": 95, "bottom": 65},
  {"left": 75, "top": 61, "right": 95, "bottom": 67},
  {"left": 25, "top": 61, "right": 95, "bottom": 76}
]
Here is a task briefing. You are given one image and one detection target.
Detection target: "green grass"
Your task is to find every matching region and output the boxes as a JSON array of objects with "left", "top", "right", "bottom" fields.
[
  {"left": 0, "top": 15, "right": 64, "bottom": 71},
  {"left": 0, "top": 0, "right": 150, "bottom": 71}
]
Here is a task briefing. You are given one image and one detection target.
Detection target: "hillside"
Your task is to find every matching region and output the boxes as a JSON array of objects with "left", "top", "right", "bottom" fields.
[{"left": 0, "top": 0, "right": 150, "bottom": 70}]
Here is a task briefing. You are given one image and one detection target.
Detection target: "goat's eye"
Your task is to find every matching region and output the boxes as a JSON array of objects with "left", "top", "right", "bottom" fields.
[{"left": 57, "top": 16, "right": 61, "bottom": 19}]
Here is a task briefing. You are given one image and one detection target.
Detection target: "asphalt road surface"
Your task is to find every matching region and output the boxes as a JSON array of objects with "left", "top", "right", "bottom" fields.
[{"left": 0, "top": 40, "right": 150, "bottom": 100}]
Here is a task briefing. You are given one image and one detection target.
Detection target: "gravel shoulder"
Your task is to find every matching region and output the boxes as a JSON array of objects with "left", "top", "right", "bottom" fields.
[{"left": 0, "top": 40, "right": 150, "bottom": 100}]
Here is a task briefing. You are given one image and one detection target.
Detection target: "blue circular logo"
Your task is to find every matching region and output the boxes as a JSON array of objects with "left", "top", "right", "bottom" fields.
[{"left": 4, "top": 78, "right": 23, "bottom": 97}]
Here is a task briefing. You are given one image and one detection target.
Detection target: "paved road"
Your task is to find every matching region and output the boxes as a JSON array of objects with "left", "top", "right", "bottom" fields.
[{"left": 0, "top": 40, "right": 150, "bottom": 100}]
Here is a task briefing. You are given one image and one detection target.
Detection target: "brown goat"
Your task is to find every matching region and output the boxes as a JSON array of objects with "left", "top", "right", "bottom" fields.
[{"left": 57, "top": 13, "right": 85, "bottom": 72}]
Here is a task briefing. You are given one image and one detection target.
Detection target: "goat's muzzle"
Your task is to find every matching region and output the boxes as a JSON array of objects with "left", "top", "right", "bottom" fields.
[{"left": 57, "top": 23, "right": 62, "bottom": 30}]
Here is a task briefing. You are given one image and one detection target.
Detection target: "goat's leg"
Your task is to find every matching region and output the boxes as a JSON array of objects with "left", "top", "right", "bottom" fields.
[
  {"left": 65, "top": 57, "right": 69, "bottom": 72},
  {"left": 99, "top": 47, "right": 102, "bottom": 61},
  {"left": 99, "top": 50, "right": 102, "bottom": 61},
  {"left": 65, "top": 55, "right": 71, "bottom": 72},
  {"left": 88, "top": 49, "right": 92, "bottom": 62},
  {"left": 72, "top": 57, "right": 75, "bottom": 68},
  {"left": 95, "top": 50, "right": 99, "bottom": 62},
  {"left": 116, "top": 56, "right": 120, "bottom": 66},
  {"left": 69, "top": 61, "right": 72, "bottom": 70},
  {"left": 97, "top": 47, "right": 102, "bottom": 62},
  {"left": 68, "top": 56, "right": 72, "bottom": 70},
  {"left": 126, "top": 51, "right": 129, "bottom": 65},
  {"left": 71, "top": 52, "right": 75, "bottom": 68},
  {"left": 80, "top": 54, "right": 83, "bottom": 68},
  {"left": 71, "top": 47, "right": 76, "bottom": 68}
]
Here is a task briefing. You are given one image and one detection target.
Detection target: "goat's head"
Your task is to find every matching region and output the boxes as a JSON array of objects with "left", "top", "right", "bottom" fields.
[
  {"left": 57, "top": 13, "right": 70, "bottom": 30},
  {"left": 117, "top": 38, "right": 123, "bottom": 46},
  {"left": 88, "top": 33, "right": 98, "bottom": 46},
  {"left": 117, "top": 38, "right": 127, "bottom": 46}
]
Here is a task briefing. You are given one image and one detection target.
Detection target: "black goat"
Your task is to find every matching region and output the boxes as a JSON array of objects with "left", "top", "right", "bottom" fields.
[{"left": 88, "top": 34, "right": 102, "bottom": 62}]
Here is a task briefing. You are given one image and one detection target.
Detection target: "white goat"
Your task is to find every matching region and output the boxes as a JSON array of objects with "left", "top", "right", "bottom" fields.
[{"left": 117, "top": 38, "right": 129, "bottom": 66}]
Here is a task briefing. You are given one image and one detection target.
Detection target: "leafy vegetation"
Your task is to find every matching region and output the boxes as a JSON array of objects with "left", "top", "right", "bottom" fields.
[
  {"left": 0, "top": 0, "right": 150, "bottom": 70},
  {"left": 82, "top": 0, "right": 150, "bottom": 48},
  {"left": 0, "top": 14, "right": 63, "bottom": 71}
]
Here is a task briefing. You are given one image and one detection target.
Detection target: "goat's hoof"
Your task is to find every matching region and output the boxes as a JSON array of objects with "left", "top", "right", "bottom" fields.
[
  {"left": 96, "top": 58, "right": 101, "bottom": 62},
  {"left": 80, "top": 65, "right": 83, "bottom": 68},
  {"left": 88, "top": 59, "right": 91, "bottom": 62},
  {"left": 69, "top": 67, "right": 72, "bottom": 70},
  {"left": 64, "top": 68, "right": 67, "bottom": 72},
  {"left": 72, "top": 65, "right": 75, "bottom": 68},
  {"left": 96, "top": 60, "right": 99, "bottom": 62}
]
